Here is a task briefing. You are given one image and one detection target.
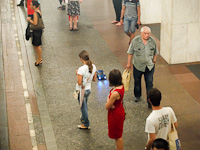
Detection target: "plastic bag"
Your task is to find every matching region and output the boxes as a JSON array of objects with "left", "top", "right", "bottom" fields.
[{"left": 122, "top": 69, "right": 131, "bottom": 91}]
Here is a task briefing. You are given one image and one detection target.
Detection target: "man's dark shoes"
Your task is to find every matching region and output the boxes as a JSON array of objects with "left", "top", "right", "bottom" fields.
[
  {"left": 17, "top": 3, "right": 24, "bottom": 6},
  {"left": 134, "top": 97, "right": 140, "bottom": 102}
]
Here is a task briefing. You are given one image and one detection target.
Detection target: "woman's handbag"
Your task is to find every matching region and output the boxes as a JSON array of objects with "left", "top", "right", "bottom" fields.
[
  {"left": 25, "top": 23, "right": 32, "bottom": 41},
  {"left": 167, "top": 109, "right": 181, "bottom": 150},
  {"left": 30, "top": 13, "right": 45, "bottom": 30},
  {"left": 122, "top": 69, "right": 131, "bottom": 91},
  {"left": 73, "top": 91, "right": 79, "bottom": 100}
]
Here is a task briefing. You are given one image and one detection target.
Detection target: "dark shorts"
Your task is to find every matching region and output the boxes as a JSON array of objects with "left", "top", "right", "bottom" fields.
[{"left": 32, "top": 30, "right": 42, "bottom": 46}]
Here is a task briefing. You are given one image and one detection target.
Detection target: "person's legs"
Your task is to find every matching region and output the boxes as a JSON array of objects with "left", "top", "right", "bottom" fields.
[
  {"left": 111, "top": 0, "right": 119, "bottom": 23},
  {"left": 144, "top": 66, "right": 155, "bottom": 105},
  {"left": 115, "top": 0, "right": 122, "bottom": 22},
  {"left": 34, "top": 46, "right": 42, "bottom": 64},
  {"left": 69, "top": 16, "right": 73, "bottom": 30},
  {"left": 133, "top": 66, "right": 143, "bottom": 100},
  {"left": 73, "top": 16, "right": 78, "bottom": 30},
  {"left": 80, "top": 90, "right": 91, "bottom": 127},
  {"left": 129, "top": 17, "right": 137, "bottom": 43},
  {"left": 123, "top": 18, "right": 131, "bottom": 37},
  {"left": 115, "top": 137, "right": 123, "bottom": 150}
]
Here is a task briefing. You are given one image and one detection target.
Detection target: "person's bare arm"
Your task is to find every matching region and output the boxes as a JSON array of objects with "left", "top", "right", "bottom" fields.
[
  {"left": 127, "top": 54, "right": 133, "bottom": 69},
  {"left": 145, "top": 133, "right": 156, "bottom": 150},
  {"left": 92, "top": 72, "right": 97, "bottom": 82},
  {"left": 105, "top": 91, "right": 120, "bottom": 110},
  {"left": 120, "top": 5, "right": 125, "bottom": 24},
  {"left": 77, "top": 74, "right": 83, "bottom": 86},
  {"left": 137, "top": 6, "right": 141, "bottom": 25}
]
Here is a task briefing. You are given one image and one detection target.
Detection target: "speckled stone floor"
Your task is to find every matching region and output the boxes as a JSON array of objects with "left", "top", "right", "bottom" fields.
[{"left": 1, "top": 0, "right": 200, "bottom": 150}]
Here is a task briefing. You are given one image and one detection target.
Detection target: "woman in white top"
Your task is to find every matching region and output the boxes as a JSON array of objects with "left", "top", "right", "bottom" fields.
[{"left": 76, "top": 50, "right": 97, "bottom": 129}]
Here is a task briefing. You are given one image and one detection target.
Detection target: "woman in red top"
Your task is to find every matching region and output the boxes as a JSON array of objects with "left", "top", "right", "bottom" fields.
[
  {"left": 27, "top": 0, "right": 35, "bottom": 19},
  {"left": 106, "top": 69, "right": 125, "bottom": 150}
]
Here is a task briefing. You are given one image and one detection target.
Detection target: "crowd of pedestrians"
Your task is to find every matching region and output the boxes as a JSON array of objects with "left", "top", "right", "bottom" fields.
[{"left": 17, "top": 0, "right": 179, "bottom": 149}]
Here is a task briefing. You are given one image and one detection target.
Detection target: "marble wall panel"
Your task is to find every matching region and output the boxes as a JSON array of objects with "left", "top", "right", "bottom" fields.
[
  {"left": 160, "top": 23, "right": 172, "bottom": 64},
  {"left": 187, "top": 23, "right": 200, "bottom": 62},
  {"left": 172, "top": 0, "right": 199, "bottom": 24},
  {"left": 161, "top": 0, "right": 172, "bottom": 24},
  {"left": 199, "top": 0, "right": 200, "bottom": 23},
  {"left": 140, "top": 0, "right": 161, "bottom": 24},
  {"left": 171, "top": 24, "right": 187, "bottom": 64}
]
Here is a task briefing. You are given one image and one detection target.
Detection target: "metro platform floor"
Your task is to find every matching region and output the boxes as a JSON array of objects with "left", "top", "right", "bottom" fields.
[{"left": 0, "top": 0, "right": 200, "bottom": 150}]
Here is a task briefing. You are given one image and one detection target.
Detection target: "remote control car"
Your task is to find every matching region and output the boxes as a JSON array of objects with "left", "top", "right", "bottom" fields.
[{"left": 97, "top": 70, "right": 107, "bottom": 80}]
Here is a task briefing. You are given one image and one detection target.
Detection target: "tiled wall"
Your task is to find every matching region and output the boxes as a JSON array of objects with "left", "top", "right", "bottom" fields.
[
  {"left": 140, "top": 0, "right": 161, "bottom": 24},
  {"left": 161, "top": 0, "right": 200, "bottom": 64}
]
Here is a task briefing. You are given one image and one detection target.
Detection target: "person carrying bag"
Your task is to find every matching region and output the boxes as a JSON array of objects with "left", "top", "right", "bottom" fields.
[{"left": 75, "top": 50, "right": 97, "bottom": 129}]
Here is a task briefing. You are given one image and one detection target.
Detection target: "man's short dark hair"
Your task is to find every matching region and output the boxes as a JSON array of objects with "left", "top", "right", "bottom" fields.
[
  {"left": 152, "top": 138, "right": 169, "bottom": 150},
  {"left": 148, "top": 88, "right": 161, "bottom": 106},
  {"left": 109, "top": 69, "right": 123, "bottom": 87}
]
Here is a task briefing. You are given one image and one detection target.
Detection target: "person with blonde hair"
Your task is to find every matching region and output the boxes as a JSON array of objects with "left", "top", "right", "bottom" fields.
[{"left": 76, "top": 50, "right": 97, "bottom": 129}]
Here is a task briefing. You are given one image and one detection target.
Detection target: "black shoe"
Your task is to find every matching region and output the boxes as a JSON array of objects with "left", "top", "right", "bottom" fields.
[
  {"left": 17, "top": 3, "right": 24, "bottom": 6},
  {"left": 134, "top": 97, "right": 140, "bottom": 102}
]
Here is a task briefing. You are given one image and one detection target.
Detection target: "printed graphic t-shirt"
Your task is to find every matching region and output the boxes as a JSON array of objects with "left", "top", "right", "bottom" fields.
[{"left": 145, "top": 107, "right": 177, "bottom": 140}]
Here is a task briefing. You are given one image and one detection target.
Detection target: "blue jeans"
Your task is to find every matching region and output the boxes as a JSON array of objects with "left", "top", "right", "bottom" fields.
[
  {"left": 123, "top": 17, "right": 138, "bottom": 34},
  {"left": 133, "top": 66, "right": 155, "bottom": 103},
  {"left": 78, "top": 89, "right": 91, "bottom": 127}
]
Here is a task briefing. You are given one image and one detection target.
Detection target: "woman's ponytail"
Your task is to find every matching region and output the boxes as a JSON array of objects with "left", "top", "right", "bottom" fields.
[
  {"left": 79, "top": 50, "right": 93, "bottom": 73},
  {"left": 87, "top": 60, "right": 93, "bottom": 73}
]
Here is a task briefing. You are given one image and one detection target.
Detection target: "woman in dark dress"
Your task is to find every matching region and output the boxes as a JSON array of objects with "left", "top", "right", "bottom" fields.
[
  {"left": 27, "top": 1, "right": 43, "bottom": 66},
  {"left": 106, "top": 69, "right": 125, "bottom": 150},
  {"left": 67, "top": 0, "right": 82, "bottom": 31}
]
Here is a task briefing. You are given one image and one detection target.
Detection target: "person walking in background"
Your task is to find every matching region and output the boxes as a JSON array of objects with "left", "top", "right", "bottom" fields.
[
  {"left": 58, "top": 0, "right": 66, "bottom": 10},
  {"left": 106, "top": 69, "right": 125, "bottom": 150},
  {"left": 152, "top": 138, "right": 169, "bottom": 150},
  {"left": 126, "top": 26, "right": 158, "bottom": 108},
  {"left": 145, "top": 88, "right": 178, "bottom": 150},
  {"left": 111, "top": 0, "right": 122, "bottom": 26},
  {"left": 76, "top": 50, "right": 97, "bottom": 129},
  {"left": 68, "top": 0, "right": 82, "bottom": 31},
  {"left": 120, "top": 0, "right": 141, "bottom": 44},
  {"left": 27, "top": 1, "right": 43, "bottom": 66}
]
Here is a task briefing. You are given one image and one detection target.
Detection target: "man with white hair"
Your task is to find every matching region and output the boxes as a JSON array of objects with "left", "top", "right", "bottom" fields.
[{"left": 126, "top": 26, "right": 158, "bottom": 108}]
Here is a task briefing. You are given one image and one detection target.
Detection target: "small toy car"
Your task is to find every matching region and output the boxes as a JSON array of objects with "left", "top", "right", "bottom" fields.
[{"left": 97, "top": 70, "right": 107, "bottom": 80}]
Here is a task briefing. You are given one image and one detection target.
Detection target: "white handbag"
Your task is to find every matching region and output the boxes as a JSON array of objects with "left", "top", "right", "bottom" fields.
[{"left": 167, "top": 109, "right": 181, "bottom": 150}]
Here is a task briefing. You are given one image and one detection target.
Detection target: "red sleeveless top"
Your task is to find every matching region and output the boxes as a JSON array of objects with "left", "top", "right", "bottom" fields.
[{"left": 108, "top": 86, "right": 125, "bottom": 139}]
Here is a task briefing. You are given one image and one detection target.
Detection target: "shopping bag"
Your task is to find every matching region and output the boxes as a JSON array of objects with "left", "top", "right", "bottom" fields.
[
  {"left": 168, "top": 117, "right": 181, "bottom": 150},
  {"left": 122, "top": 69, "right": 131, "bottom": 91}
]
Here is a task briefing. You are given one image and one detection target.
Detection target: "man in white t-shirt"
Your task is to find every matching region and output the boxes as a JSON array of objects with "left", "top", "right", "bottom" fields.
[{"left": 145, "top": 88, "right": 178, "bottom": 150}]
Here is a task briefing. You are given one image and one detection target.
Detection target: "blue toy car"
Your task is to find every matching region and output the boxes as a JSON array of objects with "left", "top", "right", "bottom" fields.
[{"left": 97, "top": 70, "right": 107, "bottom": 80}]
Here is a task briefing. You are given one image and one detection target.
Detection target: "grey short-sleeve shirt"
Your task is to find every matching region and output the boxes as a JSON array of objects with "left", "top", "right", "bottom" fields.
[
  {"left": 123, "top": 0, "right": 140, "bottom": 18},
  {"left": 127, "top": 35, "right": 158, "bottom": 72}
]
